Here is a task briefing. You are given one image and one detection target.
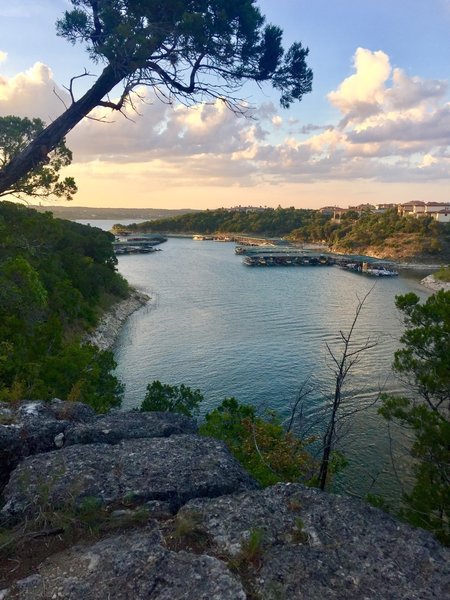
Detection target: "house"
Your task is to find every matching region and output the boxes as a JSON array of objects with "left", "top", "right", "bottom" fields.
[
  {"left": 398, "top": 201, "right": 426, "bottom": 216},
  {"left": 432, "top": 209, "right": 450, "bottom": 223},
  {"left": 374, "top": 203, "right": 396, "bottom": 213},
  {"left": 424, "top": 202, "right": 450, "bottom": 215},
  {"left": 348, "top": 204, "right": 375, "bottom": 214}
]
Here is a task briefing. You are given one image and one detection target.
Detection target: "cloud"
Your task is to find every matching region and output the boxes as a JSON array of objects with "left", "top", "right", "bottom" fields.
[
  {"left": 1, "top": 49, "right": 450, "bottom": 191},
  {"left": 385, "top": 68, "right": 447, "bottom": 110},
  {"left": 328, "top": 48, "right": 390, "bottom": 119},
  {"left": 299, "top": 124, "right": 334, "bottom": 135},
  {"left": 0, "top": 62, "right": 68, "bottom": 120},
  {"left": 0, "top": 51, "right": 7, "bottom": 63}
]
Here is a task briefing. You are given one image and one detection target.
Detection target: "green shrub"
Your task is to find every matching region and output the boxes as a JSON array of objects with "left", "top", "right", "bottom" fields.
[
  {"left": 199, "top": 397, "right": 316, "bottom": 486},
  {"left": 434, "top": 265, "right": 450, "bottom": 282},
  {"left": 139, "top": 381, "right": 204, "bottom": 417}
]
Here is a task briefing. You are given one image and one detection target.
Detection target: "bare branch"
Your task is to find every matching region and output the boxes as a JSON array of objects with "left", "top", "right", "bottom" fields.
[{"left": 63, "top": 70, "right": 96, "bottom": 104}]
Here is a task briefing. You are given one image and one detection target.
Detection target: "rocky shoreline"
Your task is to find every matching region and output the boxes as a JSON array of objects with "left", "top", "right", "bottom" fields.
[
  {"left": 84, "top": 289, "right": 150, "bottom": 350},
  {"left": 420, "top": 274, "right": 450, "bottom": 293}
]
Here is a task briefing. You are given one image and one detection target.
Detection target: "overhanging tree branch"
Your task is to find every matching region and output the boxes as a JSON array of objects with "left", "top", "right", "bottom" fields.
[{"left": 0, "top": 1, "right": 312, "bottom": 198}]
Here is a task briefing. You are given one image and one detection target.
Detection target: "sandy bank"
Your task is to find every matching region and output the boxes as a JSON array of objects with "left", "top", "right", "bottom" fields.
[
  {"left": 420, "top": 275, "right": 450, "bottom": 293},
  {"left": 85, "top": 290, "right": 150, "bottom": 351}
]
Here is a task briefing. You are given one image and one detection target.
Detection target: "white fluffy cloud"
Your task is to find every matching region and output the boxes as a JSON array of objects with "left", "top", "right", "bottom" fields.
[
  {"left": 0, "top": 62, "right": 68, "bottom": 120},
  {"left": 328, "top": 48, "right": 390, "bottom": 119},
  {"left": 0, "top": 51, "right": 7, "bottom": 63}
]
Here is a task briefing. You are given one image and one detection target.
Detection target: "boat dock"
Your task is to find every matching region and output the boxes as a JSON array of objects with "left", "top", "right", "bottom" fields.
[
  {"left": 113, "top": 234, "right": 167, "bottom": 255},
  {"left": 241, "top": 251, "right": 398, "bottom": 276}
]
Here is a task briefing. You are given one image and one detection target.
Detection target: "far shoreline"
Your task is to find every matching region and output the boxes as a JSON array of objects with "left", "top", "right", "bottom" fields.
[{"left": 420, "top": 274, "right": 450, "bottom": 293}]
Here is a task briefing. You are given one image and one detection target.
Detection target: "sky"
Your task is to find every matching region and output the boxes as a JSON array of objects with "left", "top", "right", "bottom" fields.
[{"left": 1, "top": 0, "right": 450, "bottom": 210}]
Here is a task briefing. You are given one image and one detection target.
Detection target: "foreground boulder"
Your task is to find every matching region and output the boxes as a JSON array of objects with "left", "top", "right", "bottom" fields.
[
  {"left": 64, "top": 410, "right": 197, "bottom": 445},
  {"left": 180, "top": 483, "right": 450, "bottom": 599},
  {"left": 1, "top": 406, "right": 449, "bottom": 599},
  {"left": 0, "top": 404, "right": 196, "bottom": 493},
  {"left": 0, "top": 400, "right": 95, "bottom": 491},
  {"left": 3, "top": 526, "right": 246, "bottom": 600},
  {"left": 3, "top": 483, "right": 448, "bottom": 599},
  {"left": 1, "top": 435, "right": 258, "bottom": 523}
]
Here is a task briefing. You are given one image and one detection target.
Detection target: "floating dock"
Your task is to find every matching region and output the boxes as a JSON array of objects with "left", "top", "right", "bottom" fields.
[
  {"left": 113, "top": 234, "right": 167, "bottom": 255},
  {"left": 241, "top": 250, "right": 398, "bottom": 276}
]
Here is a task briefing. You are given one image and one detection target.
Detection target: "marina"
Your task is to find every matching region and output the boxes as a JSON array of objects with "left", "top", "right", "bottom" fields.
[
  {"left": 240, "top": 248, "right": 399, "bottom": 276},
  {"left": 113, "top": 233, "right": 167, "bottom": 255}
]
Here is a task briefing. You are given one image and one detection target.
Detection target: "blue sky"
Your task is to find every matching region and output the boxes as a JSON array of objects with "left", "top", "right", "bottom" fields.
[{"left": 1, "top": 0, "right": 450, "bottom": 209}]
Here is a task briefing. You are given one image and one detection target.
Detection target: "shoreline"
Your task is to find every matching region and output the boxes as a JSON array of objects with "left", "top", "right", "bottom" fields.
[
  {"left": 85, "top": 289, "right": 150, "bottom": 351},
  {"left": 420, "top": 274, "right": 450, "bottom": 293}
]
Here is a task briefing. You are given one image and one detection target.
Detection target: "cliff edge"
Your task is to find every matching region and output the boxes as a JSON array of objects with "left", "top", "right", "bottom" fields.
[{"left": 0, "top": 402, "right": 448, "bottom": 599}]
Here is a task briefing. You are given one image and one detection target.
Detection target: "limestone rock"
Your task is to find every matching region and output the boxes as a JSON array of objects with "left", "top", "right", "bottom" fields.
[
  {"left": 65, "top": 411, "right": 197, "bottom": 446},
  {"left": 0, "top": 400, "right": 96, "bottom": 491},
  {"left": 84, "top": 290, "right": 150, "bottom": 350},
  {"left": 3, "top": 527, "right": 245, "bottom": 600},
  {"left": 1, "top": 435, "right": 258, "bottom": 523},
  {"left": 181, "top": 483, "right": 450, "bottom": 599}
]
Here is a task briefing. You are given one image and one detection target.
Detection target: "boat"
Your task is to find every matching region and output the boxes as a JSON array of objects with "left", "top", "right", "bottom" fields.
[{"left": 365, "top": 267, "right": 399, "bottom": 277}]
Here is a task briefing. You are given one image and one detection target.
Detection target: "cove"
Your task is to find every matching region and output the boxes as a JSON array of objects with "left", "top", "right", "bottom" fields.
[{"left": 111, "top": 236, "right": 429, "bottom": 501}]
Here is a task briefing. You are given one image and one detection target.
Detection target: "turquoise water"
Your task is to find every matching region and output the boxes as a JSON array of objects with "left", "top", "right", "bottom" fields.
[{"left": 109, "top": 236, "right": 429, "bottom": 500}]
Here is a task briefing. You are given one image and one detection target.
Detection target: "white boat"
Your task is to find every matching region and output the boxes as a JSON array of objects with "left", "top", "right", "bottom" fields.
[{"left": 366, "top": 268, "right": 398, "bottom": 277}]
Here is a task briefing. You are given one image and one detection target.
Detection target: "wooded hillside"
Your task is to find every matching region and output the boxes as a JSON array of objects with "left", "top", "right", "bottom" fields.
[{"left": 0, "top": 202, "right": 127, "bottom": 410}]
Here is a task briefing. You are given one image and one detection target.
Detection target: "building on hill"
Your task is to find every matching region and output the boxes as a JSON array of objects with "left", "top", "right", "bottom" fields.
[
  {"left": 318, "top": 206, "right": 338, "bottom": 215},
  {"left": 433, "top": 209, "right": 450, "bottom": 223},
  {"left": 318, "top": 206, "right": 348, "bottom": 221},
  {"left": 374, "top": 203, "right": 397, "bottom": 213},
  {"left": 425, "top": 202, "right": 450, "bottom": 214},
  {"left": 348, "top": 203, "right": 375, "bottom": 213},
  {"left": 398, "top": 201, "right": 426, "bottom": 216},
  {"left": 398, "top": 201, "right": 450, "bottom": 219}
]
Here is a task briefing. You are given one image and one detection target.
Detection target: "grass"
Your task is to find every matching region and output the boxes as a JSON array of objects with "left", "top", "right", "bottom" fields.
[
  {"left": 435, "top": 266, "right": 450, "bottom": 282},
  {"left": 164, "top": 511, "right": 211, "bottom": 553},
  {"left": 0, "top": 497, "right": 150, "bottom": 588}
]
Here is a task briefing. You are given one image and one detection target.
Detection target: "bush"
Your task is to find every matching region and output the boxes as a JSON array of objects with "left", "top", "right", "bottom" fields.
[
  {"left": 139, "top": 381, "right": 203, "bottom": 417},
  {"left": 199, "top": 397, "right": 316, "bottom": 486},
  {"left": 434, "top": 265, "right": 450, "bottom": 282}
]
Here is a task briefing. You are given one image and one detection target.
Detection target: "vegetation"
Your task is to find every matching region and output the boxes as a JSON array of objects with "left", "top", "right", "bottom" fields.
[
  {"left": 199, "top": 397, "right": 316, "bottom": 487},
  {"left": 140, "top": 381, "right": 203, "bottom": 417},
  {"left": 311, "top": 209, "right": 448, "bottom": 258},
  {"left": 315, "top": 289, "right": 376, "bottom": 490},
  {"left": 117, "top": 207, "right": 325, "bottom": 237},
  {"left": 434, "top": 265, "right": 450, "bottom": 282},
  {"left": 0, "top": 116, "right": 77, "bottom": 201},
  {"left": 0, "top": 201, "right": 128, "bottom": 411},
  {"left": 0, "top": 0, "right": 312, "bottom": 197},
  {"left": 380, "top": 291, "right": 450, "bottom": 545}
]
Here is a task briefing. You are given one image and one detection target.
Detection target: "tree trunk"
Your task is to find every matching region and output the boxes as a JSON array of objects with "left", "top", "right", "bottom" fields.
[
  {"left": 318, "top": 373, "right": 342, "bottom": 490},
  {"left": 0, "top": 64, "right": 123, "bottom": 196}
]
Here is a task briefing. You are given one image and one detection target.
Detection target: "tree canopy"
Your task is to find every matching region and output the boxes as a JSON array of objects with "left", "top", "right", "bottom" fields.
[
  {"left": 0, "top": 201, "right": 128, "bottom": 411},
  {"left": 380, "top": 291, "right": 450, "bottom": 545},
  {"left": 0, "top": 116, "right": 77, "bottom": 201},
  {"left": 0, "top": 0, "right": 312, "bottom": 197}
]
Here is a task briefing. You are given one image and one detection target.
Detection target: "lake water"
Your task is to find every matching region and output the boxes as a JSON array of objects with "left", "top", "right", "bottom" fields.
[{"left": 99, "top": 232, "right": 430, "bottom": 501}]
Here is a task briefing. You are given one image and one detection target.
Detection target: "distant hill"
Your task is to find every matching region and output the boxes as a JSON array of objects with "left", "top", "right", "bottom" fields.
[{"left": 30, "top": 205, "right": 200, "bottom": 221}]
